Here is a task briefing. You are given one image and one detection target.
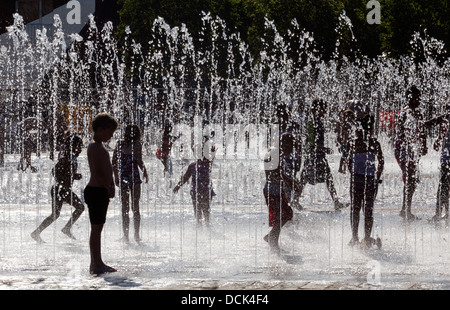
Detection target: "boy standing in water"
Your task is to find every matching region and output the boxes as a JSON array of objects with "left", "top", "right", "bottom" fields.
[
  {"left": 347, "top": 114, "right": 384, "bottom": 248},
  {"left": 84, "top": 112, "right": 118, "bottom": 275}
]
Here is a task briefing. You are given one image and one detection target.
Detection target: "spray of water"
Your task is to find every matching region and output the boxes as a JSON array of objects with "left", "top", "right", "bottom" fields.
[{"left": 0, "top": 12, "right": 449, "bottom": 285}]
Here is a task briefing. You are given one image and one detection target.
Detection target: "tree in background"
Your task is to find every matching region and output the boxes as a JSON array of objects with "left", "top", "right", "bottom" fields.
[{"left": 116, "top": 0, "right": 450, "bottom": 62}]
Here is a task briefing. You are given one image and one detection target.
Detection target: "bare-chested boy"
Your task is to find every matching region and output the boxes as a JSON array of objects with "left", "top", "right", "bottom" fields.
[{"left": 84, "top": 112, "right": 118, "bottom": 275}]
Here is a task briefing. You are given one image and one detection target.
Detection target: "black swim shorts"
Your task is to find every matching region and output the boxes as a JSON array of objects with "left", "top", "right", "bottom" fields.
[{"left": 84, "top": 186, "right": 109, "bottom": 225}]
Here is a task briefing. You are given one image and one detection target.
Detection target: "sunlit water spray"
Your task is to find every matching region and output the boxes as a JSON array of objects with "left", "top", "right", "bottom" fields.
[{"left": 0, "top": 11, "right": 449, "bottom": 288}]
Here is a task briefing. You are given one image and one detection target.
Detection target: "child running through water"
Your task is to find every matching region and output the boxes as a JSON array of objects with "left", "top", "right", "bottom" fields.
[
  {"left": 113, "top": 124, "right": 148, "bottom": 244},
  {"left": 347, "top": 114, "right": 384, "bottom": 248},
  {"left": 173, "top": 140, "right": 216, "bottom": 227},
  {"left": 31, "top": 134, "right": 85, "bottom": 243},
  {"left": 84, "top": 112, "right": 118, "bottom": 275}
]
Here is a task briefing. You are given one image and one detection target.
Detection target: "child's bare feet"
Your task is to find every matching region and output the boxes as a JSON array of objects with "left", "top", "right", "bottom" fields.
[
  {"left": 62, "top": 227, "right": 76, "bottom": 240},
  {"left": 90, "top": 264, "right": 117, "bottom": 275},
  {"left": 31, "top": 231, "right": 44, "bottom": 243}
]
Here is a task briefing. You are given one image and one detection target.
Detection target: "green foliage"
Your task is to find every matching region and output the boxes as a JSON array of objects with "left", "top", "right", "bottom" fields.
[
  {"left": 116, "top": 0, "right": 450, "bottom": 61},
  {"left": 380, "top": 0, "right": 449, "bottom": 58}
]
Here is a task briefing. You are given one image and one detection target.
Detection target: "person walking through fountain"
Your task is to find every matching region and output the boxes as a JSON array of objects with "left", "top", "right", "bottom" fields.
[
  {"left": 292, "top": 98, "right": 346, "bottom": 211},
  {"left": 31, "top": 134, "right": 85, "bottom": 243},
  {"left": 84, "top": 112, "right": 118, "bottom": 275},
  {"left": 347, "top": 114, "right": 384, "bottom": 248},
  {"left": 427, "top": 100, "right": 450, "bottom": 223},
  {"left": 394, "top": 86, "right": 428, "bottom": 221},
  {"left": 173, "top": 138, "right": 216, "bottom": 227},
  {"left": 336, "top": 109, "right": 357, "bottom": 174},
  {"left": 156, "top": 121, "right": 180, "bottom": 178},
  {"left": 275, "top": 102, "right": 302, "bottom": 209},
  {"left": 17, "top": 117, "right": 40, "bottom": 173},
  {"left": 263, "top": 132, "right": 300, "bottom": 254},
  {"left": 113, "top": 124, "right": 148, "bottom": 244}
]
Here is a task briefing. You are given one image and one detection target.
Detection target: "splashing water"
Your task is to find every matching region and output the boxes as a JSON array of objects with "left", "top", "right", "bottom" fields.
[{"left": 0, "top": 12, "right": 449, "bottom": 289}]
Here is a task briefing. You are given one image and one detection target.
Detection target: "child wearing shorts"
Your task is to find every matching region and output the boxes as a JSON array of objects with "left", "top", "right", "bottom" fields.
[{"left": 84, "top": 112, "right": 118, "bottom": 275}]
